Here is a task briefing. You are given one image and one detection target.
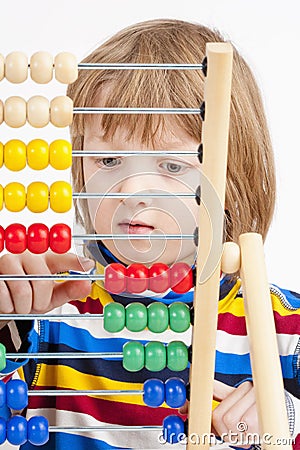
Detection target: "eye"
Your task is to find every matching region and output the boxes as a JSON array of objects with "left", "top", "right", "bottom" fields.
[
  {"left": 160, "top": 161, "right": 187, "bottom": 174},
  {"left": 95, "top": 157, "right": 121, "bottom": 168}
]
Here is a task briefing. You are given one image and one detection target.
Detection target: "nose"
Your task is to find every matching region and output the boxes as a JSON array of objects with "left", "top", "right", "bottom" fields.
[{"left": 118, "top": 173, "right": 154, "bottom": 209}]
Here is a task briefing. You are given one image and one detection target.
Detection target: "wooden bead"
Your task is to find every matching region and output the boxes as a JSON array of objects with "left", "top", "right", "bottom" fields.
[
  {"left": 5, "top": 51, "right": 28, "bottom": 83},
  {"left": 27, "top": 139, "right": 49, "bottom": 170},
  {"left": 0, "top": 100, "right": 3, "bottom": 125},
  {"left": 4, "top": 96, "right": 26, "bottom": 128},
  {"left": 0, "top": 185, "right": 3, "bottom": 211},
  {"left": 0, "top": 54, "right": 4, "bottom": 81},
  {"left": 28, "top": 223, "right": 49, "bottom": 254},
  {"left": 49, "top": 223, "right": 72, "bottom": 254},
  {"left": 4, "top": 182, "right": 26, "bottom": 212},
  {"left": 221, "top": 241, "right": 241, "bottom": 274},
  {"left": 50, "top": 96, "right": 73, "bottom": 127},
  {"left": 27, "top": 95, "right": 49, "bottom": 128},
  {"left": 0, "top": 142, "right": 3, "bottom": 168},
  {"left": 30, "top": 51, "right": 53, "bottom": 84},
  {"left": 4, "top": 139, "right": 27, "bottom": 171},
  {"left": 27, "top": 182, "right": 49, "bottom": 213},
  {"left": 54, "top": 52, "right": 78, "bottom": 84},
  {"left": 50, "top": 181, "right": 72, "bottom": 212},
  {"left": 49, "top": 139, "right": 72, "bottom": 169}
]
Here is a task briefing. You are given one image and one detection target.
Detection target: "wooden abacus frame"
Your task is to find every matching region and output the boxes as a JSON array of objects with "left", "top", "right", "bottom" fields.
[{"left": 0, "top": 43, "right": 293, "bottom": 450}]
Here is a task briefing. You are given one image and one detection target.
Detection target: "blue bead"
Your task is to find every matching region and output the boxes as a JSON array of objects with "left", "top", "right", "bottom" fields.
[
  {"left": 0, "top": 417, "right": 6, "bottom": 444},
  {"left": 0, "top": 380, "right": 6, "bottom": 408},
  {"left": 28, "top": 416, "right": 49, "bottom": 446},
  {"left": 143, "top": 379, "right": 164, "bottom": 407},
  {"left": 165, "top": 378, "right": 186, "bottom": 408},
  {"left": 7, "top": 379, "right": 28, "bottom": 410},
  {"left": 163, "top": 415, "right": 185, "bottom": 444},
  {"left": 7, "top": 415, "right": 27, "bottom": 445}
]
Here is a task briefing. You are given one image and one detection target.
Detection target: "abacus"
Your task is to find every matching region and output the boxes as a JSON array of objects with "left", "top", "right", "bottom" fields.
[{"left": 0, "top": 46, "right": 293, "bottom": 450}]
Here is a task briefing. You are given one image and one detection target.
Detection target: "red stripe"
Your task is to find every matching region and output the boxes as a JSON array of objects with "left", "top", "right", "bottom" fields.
[
  {"left": 28, "top": 387, "right": 185, "bottom": 426},
  {"left": 69, "top": 296, "right": 104, "bottom": 314},
  {"left": 218, "top": 311, "right": 300, "bottom": 336}
]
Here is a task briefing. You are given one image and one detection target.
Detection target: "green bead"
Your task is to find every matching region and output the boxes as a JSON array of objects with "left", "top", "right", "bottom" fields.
[
  {"left": 169, "top": 302, "right": 190, "bottom": 332},
  {"left": 123, "top": 341, "right": 144, "bottom": 372},
  {"left": 104, "top": 302, "right": 125, "bottom": 333},
  {"left": 147, "top": 302, "right": 169, "bottom": 333},
  {"left": 145, "top": 342, "right": 166, "bottom": 372},
  {"left": 0, "top": 343, "right": 6, "bottom": 371},
  {"left": 167, "top": 341, "right": 188, "bottom": 371},
  {"left": 125, "top": 302, "right": 147, "bottom": 332}
]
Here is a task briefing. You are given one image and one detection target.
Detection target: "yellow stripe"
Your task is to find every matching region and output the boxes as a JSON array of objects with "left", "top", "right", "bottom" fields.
[
  {"left": 218, "top": 280, "right": 300, "bottom": 317},
  {"left": 35, "top": 363, "right": 171, "bottom": 408},
  {"left": 17, "top": 367, "right": 25, "bottom": 381}
]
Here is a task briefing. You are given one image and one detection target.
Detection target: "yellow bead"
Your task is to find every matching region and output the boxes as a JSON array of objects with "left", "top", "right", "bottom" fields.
[
  {"left": 50, "top": 181, "right": 72, "bottom": 212},
  {"left": 4, "top": 182, "right": 26, "bottom": 212},
  {"left": 0, "top": 185, "right": 3, "bottom": 210},
  {"left": 49, "top": 140, "right": 72, "bottom": 170},
  {"left": 4, "top": 140, "right": 26, "bottom": 171},
  {"left": 27, "top": 182, "right": 49, "bottom": 213},
  {"left": 27, "top": 139, "right": 49, "bottom": 170},
  {"left": 0, "top": 142, "right": 3, "bottom": 168}
]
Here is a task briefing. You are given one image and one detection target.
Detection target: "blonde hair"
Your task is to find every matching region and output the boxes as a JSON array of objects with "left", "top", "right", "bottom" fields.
[{"left": 67, "top": 18, "right": 276, "bottom": 244}]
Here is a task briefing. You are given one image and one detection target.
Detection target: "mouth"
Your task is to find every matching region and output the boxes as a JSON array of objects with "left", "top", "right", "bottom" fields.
[{"left": 118, "top": 221, "right": 155, "bottom": 235}]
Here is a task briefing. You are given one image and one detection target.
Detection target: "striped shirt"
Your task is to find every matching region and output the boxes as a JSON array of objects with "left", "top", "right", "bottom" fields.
[{"left": 1, "top": 268, "right": 299, "bottom": 450}]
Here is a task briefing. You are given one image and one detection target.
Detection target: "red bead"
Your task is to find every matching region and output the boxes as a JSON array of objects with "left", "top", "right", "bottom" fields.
[
  {"left": 127, "top": 263, "right": 149, "bottom": 294},
  {"left": 149, "top": 263, "right": 170, "bottom": 293},
  {"left": 0, "top": 226, "right": 4, "bottom": 252},
  {"left": 105, "top": 263, "right": 126, "bottom": 294},
  {"left": 49, "top": 223, "right": 71, "bottom": 254},
  {"left": 5, "top": 224, "right": 27, "bottom": 254},
  {"left": 27, "top": 223, "right": 49, "bottom": 254},
  {"left": 170, "top": 262, "right": 193, "bottom": 293}
]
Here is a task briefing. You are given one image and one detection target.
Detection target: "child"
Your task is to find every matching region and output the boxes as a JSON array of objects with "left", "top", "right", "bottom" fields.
[{"left": 0, "top": 18, "right": 299, "bottom": 450}]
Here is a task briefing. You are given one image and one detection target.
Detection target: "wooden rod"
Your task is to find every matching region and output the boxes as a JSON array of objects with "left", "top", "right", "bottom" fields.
[
  {"left": 187, "top": 42, "right": 233, "bottom": 449},
  {"left": 239, "top": 232, "right": 292, "bottom": 450}
]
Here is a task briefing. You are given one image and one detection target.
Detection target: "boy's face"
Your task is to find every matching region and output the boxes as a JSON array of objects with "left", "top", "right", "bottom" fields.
[{"left": 83, "top": 118, "right": 201, "bottom": 266}]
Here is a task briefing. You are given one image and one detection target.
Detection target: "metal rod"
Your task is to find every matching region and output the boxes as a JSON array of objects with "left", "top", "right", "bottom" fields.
[
  {"left": 29, "top": 389, "right": 143, "bottom": 396},
  {"left": 73, "top": 192, "right": 195, "bottom": 199},
  {"left": 0, "top": 313, "right": 104, "bottom": 320},
  {"left": 7, "top": 352, "right": 123, "bottom": 359},
  {"left": 73, "top": 107, "right": 201, "bottom": 115},
  {"left": 49, "top": 425, "right": 159, "bottom": 432},
  {"left": 72, "top": 150, "right": 198, "bottom": 156},
  {"left": 77, "top": 62, "right": 203, "bottom": 70}
]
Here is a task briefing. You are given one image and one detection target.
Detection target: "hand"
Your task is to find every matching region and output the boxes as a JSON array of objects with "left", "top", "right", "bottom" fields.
[
  {"left": 179, "top": 380, "right": 258, "bottom": 447},
  {"left": 0, "top": 252, "right": 95, "bottom": 315}
]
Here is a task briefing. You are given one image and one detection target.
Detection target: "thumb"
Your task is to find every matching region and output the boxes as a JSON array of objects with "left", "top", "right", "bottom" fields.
[{"left": 45, "top": 252, "right": 95, "bottom": 274}]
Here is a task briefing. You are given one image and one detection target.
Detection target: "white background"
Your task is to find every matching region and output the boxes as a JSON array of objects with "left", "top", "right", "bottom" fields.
[{"left": 0, "top": 0, "right": 299, "bottom": 291}]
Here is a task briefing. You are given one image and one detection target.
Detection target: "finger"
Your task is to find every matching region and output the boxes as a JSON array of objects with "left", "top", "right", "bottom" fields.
[
  {"left": 20, "top": 254, "right": 54, "bottom": 313},
  {"left": 213, "top": 380, "right": 235, "bottom": 401},
  {"left": 178, "top": 401, "right": 188, "bottom": 415},
  {"left": 0, "top": 255, "right": 33, "bottom": 314},
  {"left": 0, "top": 280, "right": 14, "bottom": 313},
  {"left": 50, "top": 278, "right": 93, "bottom": 310},
  {"left": 44, "top": 252, "right": 95, "bottom": 274},
  {"left": 212, "top": 382, "right": 253, "bottom": 437}
]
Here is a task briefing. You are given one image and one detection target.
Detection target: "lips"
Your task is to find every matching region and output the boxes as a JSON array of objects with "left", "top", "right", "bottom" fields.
[{"left": 119, "top": 221, "right": 155, "bottom": 235}]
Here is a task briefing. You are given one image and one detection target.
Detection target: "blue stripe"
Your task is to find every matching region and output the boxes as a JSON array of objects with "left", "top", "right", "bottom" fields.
[
  {"left": 216, "top": 351, "right": 295, "bottom": 378},
  {"left": 21, "top": 432, "right": 128, "bottom": 450}
]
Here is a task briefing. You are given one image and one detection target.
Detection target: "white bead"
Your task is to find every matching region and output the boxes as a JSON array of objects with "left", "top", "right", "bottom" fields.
[
  {"left": 54, "top": 52, "right": 78, "bottom": 84},
  {"left": 27, "top": 96, "right": 50, "bottom": 128},
  {"left": 221, "top": 242, "right": 241, "bottom": 274},
  {"left": 30, "top": 51, "right": 53, "bottom": 84},
  {"left": 4, "top": 96, "right": 26, "bottom": 127},
  {"left": 50, "top": 96, "right": 73, "bottom": 127},
  {"left": 5, "top": 51, "right": 28, "bottom": 83},
  {"left": 0, "top": 54, "right": 4, "bottom": 81},
  {"left": 0, "top": 100, "right": 3, "bottom": 124}
]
